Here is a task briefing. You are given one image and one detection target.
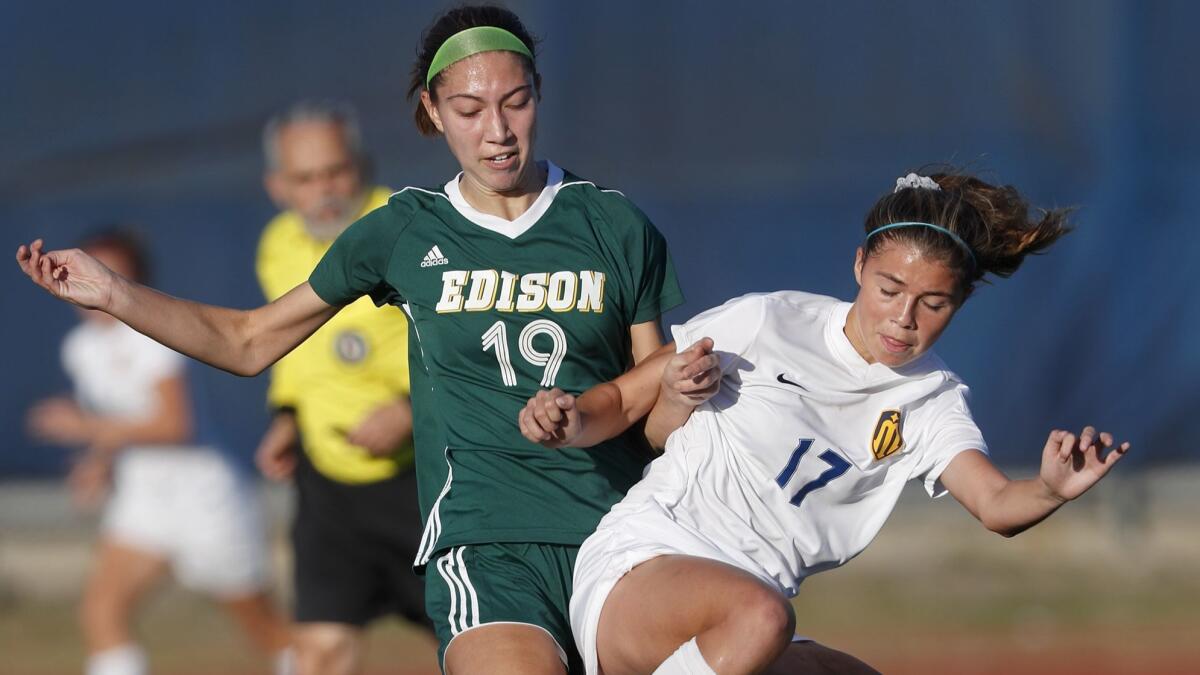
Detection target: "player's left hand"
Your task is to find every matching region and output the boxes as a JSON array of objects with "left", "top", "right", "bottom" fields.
[
  {"left": 660, "top": 337, "right": 721, "bottom": 409},
  {"left": 255, "top": 412, "right": 299, "bottom": 480},
  {"left": 1038, "top": 425, "right": 1131, "bottom": 502},
  {"left": 16, "top": 240, "right": 119, "bottom": 310},
  {"left": 519, "top": 387, "right": 581, "bottom": 448},
  {"left": 26, "top": 397, "right": 93, "bottom": 447},
  {"left": 347, "top": 401, "right": 413, "bottom": 457}
]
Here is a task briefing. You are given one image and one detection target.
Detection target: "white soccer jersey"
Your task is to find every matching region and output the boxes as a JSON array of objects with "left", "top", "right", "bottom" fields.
[
  {"left": 63, "top": 319, "right": 185, "bottom": 420},
  {"left": 650, "top": 291, "right": 986, "bottom": 592},
  {"left": 572, "top": 291, "right": 987, "bottom": 673}
]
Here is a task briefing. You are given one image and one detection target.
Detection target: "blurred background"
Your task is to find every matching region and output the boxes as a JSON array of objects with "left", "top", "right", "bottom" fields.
[{"left": 2, "top": 0, "right": 1196, "bottom": 673}]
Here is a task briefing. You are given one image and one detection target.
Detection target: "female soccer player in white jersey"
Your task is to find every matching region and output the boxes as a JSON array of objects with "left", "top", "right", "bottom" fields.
[
  {"left": 519, "top": 171, "right": 1131, "bottom": 675},
  {"left": 16, "top": 7, "right": 684, "bottom": 674},
  {"left": 25, "top": 230, "right": 292, "bottom": 675}
]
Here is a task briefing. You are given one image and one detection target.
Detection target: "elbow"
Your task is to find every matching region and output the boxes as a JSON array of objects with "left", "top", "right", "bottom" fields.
[
  {"left": 230, "top": 317, "right": 272, "bottom": 377},
  {"left": 982, "top": 518, "right": 1025, "bottom": 539},
  {"left": 977, "top": 506, "right": 1020, "bottom": 538},
  {"left": 220, "top": 351, "right": 264, "bottom": 377},
  {"left": 229, "top": 360, "right": 268, "bottom": 378}
]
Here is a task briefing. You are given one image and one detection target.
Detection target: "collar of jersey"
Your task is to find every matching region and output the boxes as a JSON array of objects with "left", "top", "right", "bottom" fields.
[
  {"left": 443, "top": 160, "right": 564, "bottom": 239},
  {"left": 826, "top": 301, "right": 869, "bottom": 376}
]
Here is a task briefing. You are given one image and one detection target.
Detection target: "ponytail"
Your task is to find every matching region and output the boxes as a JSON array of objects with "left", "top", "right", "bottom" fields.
[{"left": 863, "top": 167, "right": 1073, "bottom": 298}]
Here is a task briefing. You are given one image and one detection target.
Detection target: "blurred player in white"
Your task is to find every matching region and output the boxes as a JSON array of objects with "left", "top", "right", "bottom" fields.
[
  {"left": 519, "top": 171, "right": 1131, "bottom": 675},
  {"left": 26, "top": 230, "right": 293, "bottom": 675}
]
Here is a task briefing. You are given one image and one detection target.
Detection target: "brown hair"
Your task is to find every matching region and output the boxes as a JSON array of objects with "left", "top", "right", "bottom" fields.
[
  {"left": 406, "top": 4, "right": 541, "bottom": 137},
  {"left": 79, "top": 227, "right": 150, "bottom": 284},
  {"left": 862, "top": 168, "right": 1073, "bottom": 299}
]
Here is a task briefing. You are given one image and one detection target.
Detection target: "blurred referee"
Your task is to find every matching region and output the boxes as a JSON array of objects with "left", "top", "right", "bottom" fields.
[{"left": 254, "top": 100, "right": 432, "bottom": 675}]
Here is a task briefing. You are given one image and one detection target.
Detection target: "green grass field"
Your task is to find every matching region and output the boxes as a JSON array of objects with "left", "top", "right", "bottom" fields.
[{"left": 2, "top": 473, "right": 1197, "bottom": 674}]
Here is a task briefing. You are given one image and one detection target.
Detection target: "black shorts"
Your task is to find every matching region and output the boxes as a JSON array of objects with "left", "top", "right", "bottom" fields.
[{"left": 292, "top": 450, "right": 432, "bottom": 629}]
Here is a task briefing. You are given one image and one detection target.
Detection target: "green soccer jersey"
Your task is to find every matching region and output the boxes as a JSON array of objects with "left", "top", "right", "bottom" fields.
[{"left": 309, "top": 161, "right": 684, "bottom": 562}]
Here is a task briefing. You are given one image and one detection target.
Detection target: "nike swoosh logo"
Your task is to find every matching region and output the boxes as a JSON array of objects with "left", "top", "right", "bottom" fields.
[{"left": 776, "top": 373, "right": 807, "bottom": 390}]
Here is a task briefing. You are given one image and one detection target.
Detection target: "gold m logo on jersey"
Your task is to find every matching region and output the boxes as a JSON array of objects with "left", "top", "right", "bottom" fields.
[{"left": 870, "top": 410, "right": 904, "bottom": 461}]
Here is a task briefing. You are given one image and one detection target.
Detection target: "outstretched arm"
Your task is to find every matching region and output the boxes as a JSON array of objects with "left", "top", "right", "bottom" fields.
[
  {"left": 17, "top": 240, "right": 339, "bottom": 376},
  {"left": 518, "top": 338, "right": 719, "bottom": 449},
  {"left": 940, "top": 426, "right": 1131, "bottom": 537}
]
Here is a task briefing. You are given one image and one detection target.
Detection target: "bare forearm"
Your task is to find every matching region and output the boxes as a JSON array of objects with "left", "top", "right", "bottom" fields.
[
  {"left": 946, "top": 428, "right": 1129, "bottom": 538},
  {"left": 977, "top": 477, "right": 1066, "bottom": 537},
  {"left": 571, "top": 383, "right": 634, "bottom": 448},
  {"left": 644, "top": 393, "right": 694, "bottom": 450},
  {"left": 107, "top": 276, "right": 259, "bottom": 374},
  {"left": 107, "top": 277, "right": 333, "bottom": 376}
]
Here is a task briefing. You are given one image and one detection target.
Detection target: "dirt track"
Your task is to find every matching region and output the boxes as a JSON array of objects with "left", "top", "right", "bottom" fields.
[{"left": 3, "top": 472, "right": 1196, "bottom": 674}]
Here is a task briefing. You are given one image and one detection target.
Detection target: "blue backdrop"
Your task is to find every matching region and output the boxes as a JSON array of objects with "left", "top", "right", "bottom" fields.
[{"left": 2, "top": 0, "right": 1194, "bottom": 475}]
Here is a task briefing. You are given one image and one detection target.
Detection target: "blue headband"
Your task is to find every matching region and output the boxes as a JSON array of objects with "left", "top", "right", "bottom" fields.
[{"left": 865, "top": 221, "right": 977, "bottom": 268}]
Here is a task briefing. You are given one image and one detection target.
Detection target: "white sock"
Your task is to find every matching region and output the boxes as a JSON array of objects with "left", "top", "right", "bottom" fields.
[
  {"left": 273, "top": 646, "right": 297, "bottom": 675},
  {"left": 86, "top": 644, "right": 147, "bottom": 675},
  {"left": 654, "top": 637, "right": 717, "bottom": 675}
]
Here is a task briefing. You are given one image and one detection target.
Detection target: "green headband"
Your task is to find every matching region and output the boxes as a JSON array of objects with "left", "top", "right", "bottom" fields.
[{"left": 426, "top": 26, "right": 534, "bottom": 88}]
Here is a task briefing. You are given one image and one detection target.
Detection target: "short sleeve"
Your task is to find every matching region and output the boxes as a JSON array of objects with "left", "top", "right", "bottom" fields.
[
  {"left": 671, "top": 294, "right": 767, "bottom": 374},
  {"left": 910, "top": 384, "right": 987, "bottom": 498},
  {"left": 603, "top": 196, "right": 684, "bottom": 324},
  {"left": 309, "top": 203, "right": 407, "bottom": 307}
]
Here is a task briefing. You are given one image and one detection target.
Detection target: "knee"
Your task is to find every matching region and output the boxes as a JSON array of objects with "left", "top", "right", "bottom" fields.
[
  {"left": 295, "top": 626, "right": 359, "bottom": 675},
  {"left": 218, "top": 595, "right": 291, "bottom": 652},
  {"left": 733, "top": 586, "right": 795, "bottom": 648}
]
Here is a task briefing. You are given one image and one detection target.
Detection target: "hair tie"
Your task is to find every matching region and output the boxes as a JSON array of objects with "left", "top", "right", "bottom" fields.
[
  {"left": 426, "top": 26, "right": 534, "bottom": 87},
  {"left": 894, "top": 173, "right": 941, "bottom": 193}
]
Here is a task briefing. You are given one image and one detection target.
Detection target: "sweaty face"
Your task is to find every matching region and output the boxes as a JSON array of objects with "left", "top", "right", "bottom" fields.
[
  {"left": 422, "top": 50, "right": 539, "bottom": 198},
  {"left": 845, "top": 243, "right": 963, "bottom": 368},
  {"left": 265, "top": 120, "right": 365, "bottom": 238}
]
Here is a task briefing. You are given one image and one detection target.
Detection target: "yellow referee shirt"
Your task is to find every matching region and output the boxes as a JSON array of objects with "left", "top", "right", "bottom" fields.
[{"left": 256, "top": 186, "right": 413, "bottom": 483}]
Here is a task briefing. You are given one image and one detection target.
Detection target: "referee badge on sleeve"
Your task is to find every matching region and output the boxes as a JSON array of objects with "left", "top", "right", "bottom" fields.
[
  {"left": 335, "top": 330, "right": 368, "bottom": 363},
  {"left": 870, "top": 409, "right": 904, "bottom": 461}
]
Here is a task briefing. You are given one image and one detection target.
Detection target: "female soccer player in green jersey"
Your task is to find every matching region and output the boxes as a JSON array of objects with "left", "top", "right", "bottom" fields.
[{"left": 18, "top": 5, "right": 684, "bottom": 674}]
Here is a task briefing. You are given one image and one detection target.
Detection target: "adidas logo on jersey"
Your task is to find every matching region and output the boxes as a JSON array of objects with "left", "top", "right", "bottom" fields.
[{"left": 421, "top": 245, "right": 449, "bottom": 268}]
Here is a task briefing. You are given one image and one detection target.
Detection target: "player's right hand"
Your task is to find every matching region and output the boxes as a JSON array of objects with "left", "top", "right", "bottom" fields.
[
  {"left": 660, "top": 337, "right": 721, "bottom": 408},
  {"left": 255, "top": 412, "right": 299, "bottom": 481},
  {"left": 518, "top": 387, "right": 581, "bottom": 449},
  {"left": 16, "top": 239, "right": 117, "bottom": 310},
  {"left": 67, "top": 449, "right": 112, "bottom": 512},
  {"left": 26, "top": 396, "right": 92, "bottom": 447}
]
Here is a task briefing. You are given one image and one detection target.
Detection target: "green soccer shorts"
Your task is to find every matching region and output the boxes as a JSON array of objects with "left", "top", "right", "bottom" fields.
[{"left": 425, "top": 542, "right": 583, "bottom": 672}]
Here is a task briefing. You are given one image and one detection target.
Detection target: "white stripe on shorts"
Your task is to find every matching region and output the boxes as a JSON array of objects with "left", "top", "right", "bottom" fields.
[
  {"left": 455, "top": 546, "right": 481, "bottom": 626},
  {"left": 436, "top": 547, "right": 479, "bottom": 634},
  {"left": 435, "top": 551, "right": 463, "bottom": 633}
]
